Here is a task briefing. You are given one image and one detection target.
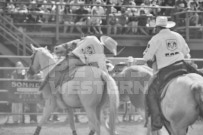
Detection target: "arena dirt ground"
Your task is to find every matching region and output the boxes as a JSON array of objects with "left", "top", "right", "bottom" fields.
[{"left": 0, "top": 115, "right": 203, "bottom": 135}]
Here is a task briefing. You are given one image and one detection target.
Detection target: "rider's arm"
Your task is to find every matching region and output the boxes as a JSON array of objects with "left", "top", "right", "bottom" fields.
[
  {"left": 143, "top": 41, "right": 159, "bottom": 73},
  {"left": 143, "top": 38, "right": 159, "bottom": 63},
  {"left": 182, "top": 44, "right": 190, "bottom": 59},
  {"left": 179, "top": 34, "right": 191, "bottom": 59}
]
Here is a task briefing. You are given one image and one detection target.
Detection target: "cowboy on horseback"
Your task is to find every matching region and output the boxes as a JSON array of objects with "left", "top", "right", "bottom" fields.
[
  {"left": 41, "top": 35, "right": 117, "bottom": 108},
  {"left": 71, "top": 35, "right": 117, "bottom": 73},
  {"left": 143, "top": 16, "right": 203, "bottom": 132}
]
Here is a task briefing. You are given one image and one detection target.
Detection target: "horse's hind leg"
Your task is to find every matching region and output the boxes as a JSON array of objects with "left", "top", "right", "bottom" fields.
[
  {"left": 171, "top": 124, "right": 187, "bottom": 135},
  {"left": 67, "top": 107, "right": 77, "bottom": 135},
  {"left": 85, "top": 107, "right": 100, "bottom": 135},
  {"left": 34, "top": 97, "right": 56, "bottom": 135},
  {"left": 175, "top": 128, "right": 187, "bottom": 135}
]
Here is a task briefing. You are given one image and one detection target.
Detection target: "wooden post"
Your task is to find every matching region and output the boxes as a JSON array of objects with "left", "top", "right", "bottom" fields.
[
  {"left": 185, "top": 11, "right": 189, "bottom": 41},
  {"left": 55, "top": 4, "right": 59, "bottom": 45},
  {"left": 106, "top": 1, "right": 110, "bottom": 35}
]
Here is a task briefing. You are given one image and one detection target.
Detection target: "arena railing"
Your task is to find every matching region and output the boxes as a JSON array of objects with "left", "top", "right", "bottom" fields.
[
  {"left": 173, "top": 10, "right": 203, "bottom": 41},
  {"left": 1, "top": 2, "right": 203, "bottom": 42},
  {"left": 1, "top": 2, "right": 175, "bottom": 41},
  {"left": 0, "top": 55, "right": 202, "bottom": 121}
]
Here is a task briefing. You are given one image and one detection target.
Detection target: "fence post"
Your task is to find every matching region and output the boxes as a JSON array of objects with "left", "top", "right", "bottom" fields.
[
  {"left": 185, "top": 11, "right": 189, "bottom": 41},
  {"left": 55, "top": 4, "right": 59, "bottom": 45},
  {"left": 106, "top": 2, "right": 110, "bottom": 35}
]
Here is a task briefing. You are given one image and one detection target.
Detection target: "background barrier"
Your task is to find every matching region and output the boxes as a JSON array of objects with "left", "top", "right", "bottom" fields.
[{"left": 1, "top": 55, "right": 203, "bottom": 124}]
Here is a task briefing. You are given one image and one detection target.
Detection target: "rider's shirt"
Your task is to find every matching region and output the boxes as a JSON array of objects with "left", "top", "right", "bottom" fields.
[
  {"left": 72, "top": 36, "right": 107, "bottom": 72},
  {"left": 143, "top": 29, "right": 190, "bottom": 70}
]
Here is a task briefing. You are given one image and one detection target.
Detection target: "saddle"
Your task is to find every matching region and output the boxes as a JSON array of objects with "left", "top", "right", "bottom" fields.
[
  {"left": 158, "top": 60, "right": 203, "bottom": 100},
  {"left": 157, "top": 60, "right": 188, "bottom": 98},
  {"left": 39, "top": 55, "right": 99, "bottom": 92},
  {"left": 57, "top": 62, "right": 99, "bottom": 90}
]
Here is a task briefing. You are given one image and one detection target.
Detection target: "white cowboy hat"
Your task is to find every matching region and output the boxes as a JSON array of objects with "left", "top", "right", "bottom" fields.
[
  {"left": 100, "top": 36, "right": 118, "bottom": 56},
  {"left": 155, "top": 16, "right": 176, "bottom": 28}
]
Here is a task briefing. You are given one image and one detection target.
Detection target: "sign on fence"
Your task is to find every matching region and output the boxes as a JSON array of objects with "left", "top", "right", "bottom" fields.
[{"left": 7, "top": 80, "right": 42, "bottom": 103}]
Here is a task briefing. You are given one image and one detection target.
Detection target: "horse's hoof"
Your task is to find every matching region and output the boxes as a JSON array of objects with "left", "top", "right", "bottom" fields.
[
  {"left": 72, "top": 130, "right": 77, "bottom": 135},
  {"left": 115, "top": 130, "right": 119, "bottom": 135},
  {"left": 34, "top": 126, "right": 41, "bottom": 135},
  {"left": 88, "top": 130, "right": 95, "bottom": 135}
]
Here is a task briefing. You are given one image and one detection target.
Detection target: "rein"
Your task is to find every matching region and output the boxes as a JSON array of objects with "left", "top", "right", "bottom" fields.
[
  {"left": 63, "top": 42, "right": 77, "bottom": 55},
  {"left": 29, "top": 50, "right": 57, "bottom": 75},
  {"left": 38, "top": 51, "right": 57, "bottom": 72},
  {"left": 39, "top": 62, "right": 56, "bottom": 72}
]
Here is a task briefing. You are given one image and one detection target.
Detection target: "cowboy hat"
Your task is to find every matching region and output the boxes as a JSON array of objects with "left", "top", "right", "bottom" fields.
[
  {"left": 100, "top": 36, "right": 118, "bottom": 56},
  {"left": 155, "top": 16, "right": 176, "bottom": 28}
]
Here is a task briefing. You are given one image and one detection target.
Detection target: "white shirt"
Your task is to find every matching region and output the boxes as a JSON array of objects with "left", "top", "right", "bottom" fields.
[
  {"left": 91, "top": 6, "right": 106, "bottom": 20},
  {"left": 143, "top": 29, "right": 190, "bottom": 70},
  {"left": 72, "top": 36, "right": 107, "bottom": 72}
]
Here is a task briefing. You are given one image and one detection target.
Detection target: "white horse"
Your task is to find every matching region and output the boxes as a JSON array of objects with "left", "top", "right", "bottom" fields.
[{"left": 28, "top": 45, "right": 119, "bottom": 135}]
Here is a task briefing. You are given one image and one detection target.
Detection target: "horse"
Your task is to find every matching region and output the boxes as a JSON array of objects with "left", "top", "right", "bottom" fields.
[
  {"left": 111, "top": 61, "right": 203, "bottom": 135},
  {"left": 28, "top": 45, "right": 119, "bottom": 135},
  {"left": 54, "top": 40, "right": 152, "bottom": 115},
  {"left": 111, "top": 63, "right": 153, "bottom": 122},
  {"left": 54, "top": 42, "right": 152, "bottom": 122},
  {"left": 157, "top": 72, "right": 203, "bottom": 135}
]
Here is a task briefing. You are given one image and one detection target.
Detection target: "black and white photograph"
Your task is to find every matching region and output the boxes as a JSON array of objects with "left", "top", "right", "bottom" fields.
[{"left": 0, "top": 0, "right": 203, "bottom": 135}]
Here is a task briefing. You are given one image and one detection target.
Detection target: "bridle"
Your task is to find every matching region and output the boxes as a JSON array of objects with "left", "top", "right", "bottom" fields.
[{"left": 62, "top": 43, "right": 70, "bottom": 55}]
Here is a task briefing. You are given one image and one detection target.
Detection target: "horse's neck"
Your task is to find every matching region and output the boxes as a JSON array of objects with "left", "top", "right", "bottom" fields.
[{"left": 41, "top": 58, "right": 56, "bottom": 78}]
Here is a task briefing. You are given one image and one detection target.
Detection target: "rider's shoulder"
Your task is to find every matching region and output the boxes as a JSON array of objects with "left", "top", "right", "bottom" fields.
[
  {"left": 150, "top": 33, "right": 160, "bottom": 41},
  {"left": 85, "top": 35, "right": 98, "bottom": 40},
  {"left": 171, "top": 30, "right": 183, "bottom": 37}
]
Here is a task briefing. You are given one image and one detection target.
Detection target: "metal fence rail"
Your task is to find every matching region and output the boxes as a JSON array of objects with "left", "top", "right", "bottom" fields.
[
  {"left": 0, "top": 55, "right": 31, "bottom": 58},
  {"left": 1, "top": 55, "right": 203, "bottom": 124},
  {"left": 1, "top": 55, "right": 203, "bottom": 61}
]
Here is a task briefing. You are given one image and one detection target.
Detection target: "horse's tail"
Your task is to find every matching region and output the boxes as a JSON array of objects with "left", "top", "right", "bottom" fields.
[
  {"left": 192, "top": 83, "right": 203, "bottom": 118},
  {"left": 101, "top": 71, "right": 119, "bottom": 135}
]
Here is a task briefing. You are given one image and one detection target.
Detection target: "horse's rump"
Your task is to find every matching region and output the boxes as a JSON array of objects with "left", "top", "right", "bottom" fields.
[
  {"left": 61, "top": 66, "right": 105, "bottom": 101},
  {"left": 192, "top": 84, "right": 203, "bottom": 118},
  {"left": 161, "top": 73, "right": 203, "bottom": 131},
  {"left": 114, "top": 65, "right": 152, "bottom": 109}
]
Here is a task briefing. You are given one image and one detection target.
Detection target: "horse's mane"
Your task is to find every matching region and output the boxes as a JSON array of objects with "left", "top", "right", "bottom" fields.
[
  {"left": 38, "top": 47, "right": 55, "bottom": 61},
  {"left": 120, "top": 64, "right": 153, "bottom": 77}
]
